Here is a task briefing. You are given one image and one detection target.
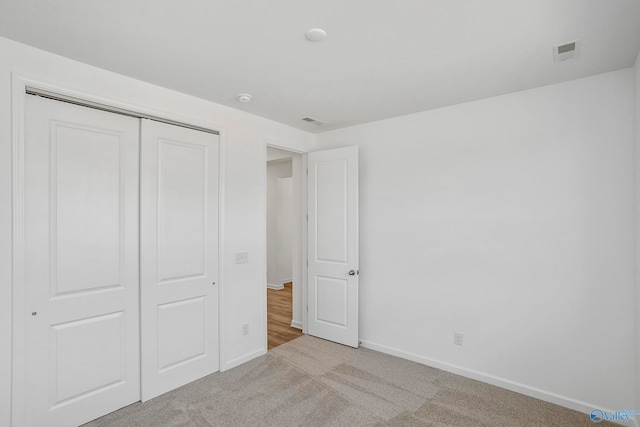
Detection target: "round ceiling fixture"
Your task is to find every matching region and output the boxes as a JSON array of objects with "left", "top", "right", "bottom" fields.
[
  {"left": 305, "top": 28, "right": 327, "bottom": 42},
  {"left": 237, "top": 93, "right": 252, "bottom": 103}
]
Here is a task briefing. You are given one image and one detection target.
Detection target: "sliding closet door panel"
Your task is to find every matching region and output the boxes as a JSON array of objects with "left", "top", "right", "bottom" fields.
[
  {"left": 140, "top": 119, "right": 219, "bottom": 401},
  {"left": 22, "top": 95, "right": 140, "bottom": 427}
]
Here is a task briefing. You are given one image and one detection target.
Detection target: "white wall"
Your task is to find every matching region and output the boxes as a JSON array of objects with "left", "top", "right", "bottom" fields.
[
  {"left": 0, "top": 36, "right": 315, "bottom": 426},
  {"left": 266, "top": 159, "right": 292, "bottom": 287},
  {"left": 316, "top": 69, "right": 636, "bottom": 414},
  {"left": 635, "top": 51, "right": 640, "bottom": 412},
  {"left": 277, "top": 177, "right": 294, "bottom": 285}
]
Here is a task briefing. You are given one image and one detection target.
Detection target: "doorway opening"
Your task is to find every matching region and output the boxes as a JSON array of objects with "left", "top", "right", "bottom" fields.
[{"left": 266, "top": 147, "right": 304, "bottom": 349}]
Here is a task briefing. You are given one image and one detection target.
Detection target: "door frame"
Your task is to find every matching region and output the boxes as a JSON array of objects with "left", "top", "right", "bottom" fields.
[
  {"left": 10, "top": 74, "right": 225, "bottom": 426},
  {"left": 262, "top": 141, "right": 309, "bottom": 348}
]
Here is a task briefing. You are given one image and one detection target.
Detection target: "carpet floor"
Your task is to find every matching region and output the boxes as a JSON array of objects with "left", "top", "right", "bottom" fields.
[{"left": 84, "top": 335, "right": 606, "bottom": 426}]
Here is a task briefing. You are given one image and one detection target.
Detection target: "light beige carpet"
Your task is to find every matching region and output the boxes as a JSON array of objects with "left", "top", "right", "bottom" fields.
[{"left": 84, "top": 335, "right": 605, "bottom": 426}]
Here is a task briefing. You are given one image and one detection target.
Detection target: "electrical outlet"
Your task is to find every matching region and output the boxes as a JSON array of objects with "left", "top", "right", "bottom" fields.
[
  {"left": 454, "top": 332, "right": 463, "bottom": 346},
  {"left": 235, "top": 252, "right": 249, "bottom": 264},
  {"left": 242, "top": 323, "right": 249, "bottom": 336}
]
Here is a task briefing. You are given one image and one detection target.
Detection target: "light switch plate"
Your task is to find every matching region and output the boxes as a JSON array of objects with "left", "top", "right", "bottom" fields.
[
  {"left": 235, "top": 252, "right": 249, "bottom": 264},
  {"left": 454, "top": 332, "right": 463, "bottom": 346}
]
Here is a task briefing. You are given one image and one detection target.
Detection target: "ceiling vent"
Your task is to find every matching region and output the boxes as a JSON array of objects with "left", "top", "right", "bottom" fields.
[
  {"left": 553, "top": 40, "right": 580, "bottom": 62},
  {"left": 302, "top": 117, "right": 324, "bottom": 126}
]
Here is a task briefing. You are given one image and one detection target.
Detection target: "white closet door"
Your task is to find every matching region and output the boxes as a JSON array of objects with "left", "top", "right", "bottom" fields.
[
  {"left": 22, "top": 96, "right": 141, "bottom": 426},
  {"left": 140, "top": 119, "right": 219, "bottom": 401}
]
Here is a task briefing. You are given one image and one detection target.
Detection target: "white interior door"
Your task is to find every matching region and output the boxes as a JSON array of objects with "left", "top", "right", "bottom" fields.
[
  {"left": 22, "top": 95, "right": 141, "bottom": 426},
  {"left": 140, "top": 119, "right": 219, "bottom": 401},
  {"left": 307, "top": 146, "right": 359, "bottom": 347}
]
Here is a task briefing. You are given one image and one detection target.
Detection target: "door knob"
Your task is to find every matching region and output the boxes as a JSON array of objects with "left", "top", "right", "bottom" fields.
[{"left": 348, "top": 270, "right": 356, "bottom": 276}]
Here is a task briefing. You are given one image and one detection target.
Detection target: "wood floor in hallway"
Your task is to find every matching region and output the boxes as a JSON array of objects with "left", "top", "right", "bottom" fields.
[{"left": 267, "top": 282, "right": 303, "bottom": 350}]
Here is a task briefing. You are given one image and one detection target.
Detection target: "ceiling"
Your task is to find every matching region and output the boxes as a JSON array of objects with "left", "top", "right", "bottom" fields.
[{"left": 1, "top": 0, "right": 639, "bottom": 132}]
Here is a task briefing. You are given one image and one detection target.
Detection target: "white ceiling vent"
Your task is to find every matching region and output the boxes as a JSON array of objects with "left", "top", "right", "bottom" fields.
[
  {"left": 302, "top": 117, "right": 324, "bottom": 126},
  {"left": 553, "top": 40, "right": 580, "bottom": 62}
]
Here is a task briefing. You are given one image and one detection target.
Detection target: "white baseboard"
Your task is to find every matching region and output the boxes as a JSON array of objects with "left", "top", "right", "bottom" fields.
[
  {"left": 290, "top": 320, "right": 303, "bottom": 330},
  {"left": 359, "top": 339, "right": 634, "bottom": 426},
  {"left": 221, "top": 347, "right": 266, "bottom": 372},
  {"left": 282, "top": 278, "right": 292, "bottom": 285},
  {"left": 267, "top": 283, "right": 284, "bottom": 290}
]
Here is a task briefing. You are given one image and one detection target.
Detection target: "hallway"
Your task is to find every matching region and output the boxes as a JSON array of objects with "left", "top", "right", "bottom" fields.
[{"left": 267, "top": 282, "right": 303, "bottom": 350}]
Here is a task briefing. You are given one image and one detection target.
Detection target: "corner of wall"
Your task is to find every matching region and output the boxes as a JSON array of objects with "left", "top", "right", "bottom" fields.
[
  {"left": 309, "top": 132, "right": 322, "bottom": 151},
  {"left": 221, "top": 348, "right": 267, "bottom": 372}
]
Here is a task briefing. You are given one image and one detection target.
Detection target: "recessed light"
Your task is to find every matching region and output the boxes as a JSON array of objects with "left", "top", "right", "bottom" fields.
[
  {"left": 237, "top": 93, "right": 252, "bottom": 103},
  {"left": 305, "top": 28, "right": 326, "bottom": 42}
]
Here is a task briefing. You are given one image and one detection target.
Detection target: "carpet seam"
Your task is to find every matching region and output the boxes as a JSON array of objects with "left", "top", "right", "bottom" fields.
[{"left": 269, "top": 348, "right": 396, "bottom": 423}]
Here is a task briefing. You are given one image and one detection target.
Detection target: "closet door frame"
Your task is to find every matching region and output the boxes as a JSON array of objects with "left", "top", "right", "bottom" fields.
[{"left": 9, "top": 74, "right": 226, "bottom": 426}]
